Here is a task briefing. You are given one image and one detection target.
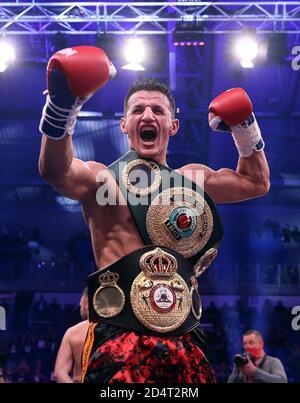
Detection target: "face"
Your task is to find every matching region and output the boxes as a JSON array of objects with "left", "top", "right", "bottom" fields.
[
  {"left": 79, "top": 294, "right": 88, "bottom": 320},
  {"left": 120, "top": 90, "right": 179, "bottom": 164},
  {"left": 243, "top": 334, "right": 264, "bottom": 357}
]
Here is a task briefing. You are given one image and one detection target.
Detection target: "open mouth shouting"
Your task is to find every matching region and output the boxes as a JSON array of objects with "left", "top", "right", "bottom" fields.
[{"left": 139, "top": 126, "right": 158, "bottom": 145}]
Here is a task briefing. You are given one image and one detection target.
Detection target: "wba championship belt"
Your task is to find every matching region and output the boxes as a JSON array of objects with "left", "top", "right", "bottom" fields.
[
  {"left": 131, "top": 247, "right": 191, "bottom": 333},
  {"left": 88, "top": 246, "right": 203, "bottom": 336}
]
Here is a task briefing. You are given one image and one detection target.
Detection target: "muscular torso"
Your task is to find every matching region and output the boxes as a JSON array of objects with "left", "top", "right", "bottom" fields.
[{"left": 82, "top": 165, "right": 144, "bottom": 269}]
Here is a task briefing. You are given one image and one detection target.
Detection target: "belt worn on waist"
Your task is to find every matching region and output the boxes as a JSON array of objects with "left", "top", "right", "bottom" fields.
[{"left": 88, "top": 245, "right": 203, "bottom": 337}]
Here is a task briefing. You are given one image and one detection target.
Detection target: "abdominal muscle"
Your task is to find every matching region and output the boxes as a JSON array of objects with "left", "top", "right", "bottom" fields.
[{"left": 82, "top": 196, "right": 145, "bottom": 270}]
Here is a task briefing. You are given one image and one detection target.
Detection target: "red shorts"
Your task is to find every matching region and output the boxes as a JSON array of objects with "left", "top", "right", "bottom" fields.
[{"left": 83, "top": 323, "right": 215, "bottom": 383}]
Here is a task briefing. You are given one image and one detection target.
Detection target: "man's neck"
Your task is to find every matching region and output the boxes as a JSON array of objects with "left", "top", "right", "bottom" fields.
[
  {"left": 255, "top": 351, "right": 265, "bottom": 365},
  {"left": 130, "top": 148, "right": 167, "bottom": 166}
]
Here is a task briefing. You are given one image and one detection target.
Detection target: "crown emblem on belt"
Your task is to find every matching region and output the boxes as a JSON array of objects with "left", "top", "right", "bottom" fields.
[
  {"left": 139, "top": 247, "right": 177, "bottom": 277},
  {"left": 98, "top": 272, "right": 119, "bottom": 285},
  {"left": 131, "top": 247, "right": 192, "bottom": 333}
]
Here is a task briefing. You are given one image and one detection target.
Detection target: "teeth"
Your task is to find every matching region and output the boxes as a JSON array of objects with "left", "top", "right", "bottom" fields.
[{"left": 141, "top": 126, "right": 156, "bottom": 133}]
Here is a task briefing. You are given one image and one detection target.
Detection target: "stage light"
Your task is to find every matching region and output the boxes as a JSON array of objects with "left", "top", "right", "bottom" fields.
[
  {"left": 172, "top": 21, "right": 206, "bottom": 47},
  {"left": 0, "top": 62, "right": 7, "bottom": 73},
  {"left": 240, "top": 59, "right": 254, "bottom": 69},
  {"left": 235, "top": 34, "right": 258, "bottom": 69},
  {"left": 0, "top": 40, "right": 15, "bottom": 72},
  {"left": 122, "top": 38, "right": 145, "bottom": 71}
]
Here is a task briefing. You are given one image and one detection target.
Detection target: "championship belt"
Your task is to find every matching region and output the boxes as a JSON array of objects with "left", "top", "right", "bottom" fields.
[
  {"left": 131, "top": 247, "right": 191, "bottom": 333},
  {"left": 108, "top": 150, "right": 223, "bottom": 269},
  {"left": 90, "top": 152, "right": 223, "bottom": 334},
  {"left": 88, "top": 245, "right": 203, "bottom": 336}
]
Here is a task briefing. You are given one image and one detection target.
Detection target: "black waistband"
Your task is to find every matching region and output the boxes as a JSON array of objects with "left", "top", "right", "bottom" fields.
[{"left": 88, "top": 245, "right": 200, "bottom": 337}]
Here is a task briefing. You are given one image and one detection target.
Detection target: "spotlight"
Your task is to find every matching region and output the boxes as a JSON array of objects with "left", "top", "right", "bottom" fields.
[
  {"left": 0, "top": 40, "right": 15, "bottom": 73},
  {"left": 172, "top": 21, "right": 206, "bottom": 47},
  {"left": 235, "top": 33, "right": 258, "bottom": 69},
  {"left": 122, "top": 38, "right": 145, "bottom": 71}
]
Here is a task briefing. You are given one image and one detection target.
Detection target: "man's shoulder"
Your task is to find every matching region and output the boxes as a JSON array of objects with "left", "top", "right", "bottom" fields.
[
  {"left": 261, "top": 354, "right": 285, "bottom": 369},
  {"left": 85, "top": 160, "right": 107, "bottom": 172},
  {"left": 177, "top": 163, "right": 214, "bottom": 185},
  {"left": 178, "top": 162, "right": 209, "bottom": 171},
  {"left": 264, "top": 355, "right": 283, "bottom": 363},
  {"left": 65, "top": 320, "right": 89, "bottom": 336}
]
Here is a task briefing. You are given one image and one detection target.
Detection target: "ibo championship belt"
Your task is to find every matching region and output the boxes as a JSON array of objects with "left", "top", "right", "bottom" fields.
[
  {"left": 88, "top": 245, "right": 217, "bottom": 336},
  {"left": 108, "top": 150, "right": 223, "bottom": 268}
]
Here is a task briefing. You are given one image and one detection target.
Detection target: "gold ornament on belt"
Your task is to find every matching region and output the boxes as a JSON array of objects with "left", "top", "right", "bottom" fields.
[
  {"left": 146, "top": 187, "right": 214, "bottom": 258},
  {"left": 93, "top": 272, "right": 125, "bottom": 318},
  {"left": 121, "top": 159, "right": 161, "bottom": 196},
  {"left": 193, "top": 248, "right": 218, "bottom": 278},
  {"left": 190, "top": 276, "right": 202, "bottom": 320},
  {"left": 130, "top": 247, "right": 191, "bottom": 333}
]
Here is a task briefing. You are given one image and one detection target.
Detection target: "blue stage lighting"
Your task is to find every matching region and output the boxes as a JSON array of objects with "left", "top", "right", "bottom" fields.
[
  {"left": 122, "top": 38, "right": 145, "bottom": 71},
  {"left": 0, "top": 40, "right": 15, "bottom": 73}
]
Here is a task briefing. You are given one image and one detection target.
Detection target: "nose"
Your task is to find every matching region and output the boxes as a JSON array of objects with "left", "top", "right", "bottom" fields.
[{"left": 141, "top": 107, "right": 155, "bottom": 121}]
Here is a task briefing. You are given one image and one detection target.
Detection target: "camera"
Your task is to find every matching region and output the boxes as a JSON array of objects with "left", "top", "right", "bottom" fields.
[{"left": 234, "top": 353, "right": 250, "bottom": 367}]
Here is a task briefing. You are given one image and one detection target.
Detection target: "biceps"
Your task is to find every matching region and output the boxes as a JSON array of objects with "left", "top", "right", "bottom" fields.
[
  {"left": 51, "top": 159, "right": 97, "bottom": 201},
  {"left": 204, "top": 168, "right": 257, "bottom": 203}
]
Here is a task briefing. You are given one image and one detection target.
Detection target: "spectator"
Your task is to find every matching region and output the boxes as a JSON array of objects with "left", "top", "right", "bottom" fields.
[{"left": 228, "top": 329, "right": 287, "bottom": 383}]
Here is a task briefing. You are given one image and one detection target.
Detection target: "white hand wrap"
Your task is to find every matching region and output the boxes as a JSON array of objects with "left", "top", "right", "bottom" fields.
[
  {"left": 39, "top": 93, "right": 91, "bottom": 140},
  {"left": 210, "top": 113, "right": 265, "bottom": 158}
]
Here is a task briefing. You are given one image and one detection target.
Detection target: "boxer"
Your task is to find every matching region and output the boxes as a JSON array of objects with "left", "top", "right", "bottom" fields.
[
  {"left": 39, "top": 46, "right": 270, "bottom": 383},
  {"left": 54, "top": 288, "right": 89, "bottom": 383}
]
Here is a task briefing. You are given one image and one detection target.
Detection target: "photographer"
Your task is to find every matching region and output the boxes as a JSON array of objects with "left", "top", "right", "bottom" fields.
[{"left": 228, "top": 330, "right": 287, "bottom": 383}]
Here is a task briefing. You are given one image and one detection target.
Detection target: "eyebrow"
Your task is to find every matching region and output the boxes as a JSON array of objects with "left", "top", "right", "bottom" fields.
[{"left": 130, "top": 103, "right": 166, "bottom": 110}]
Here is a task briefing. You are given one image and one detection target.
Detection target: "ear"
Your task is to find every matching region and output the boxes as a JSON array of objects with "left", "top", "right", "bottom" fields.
[
  {"left": 120, "top": 117, "right": 128, "bottom": 134},
  {"left": 169, "top": 118, "right": 180, "bottom": 137}
]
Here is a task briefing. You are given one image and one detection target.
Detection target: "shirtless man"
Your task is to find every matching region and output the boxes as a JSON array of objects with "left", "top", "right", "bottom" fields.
[
  {"left": 38, "top": 46, "right": 270, "bottom": 383},
  {"left": 54, "top": 288, "right": 89, "bottom": 383}
]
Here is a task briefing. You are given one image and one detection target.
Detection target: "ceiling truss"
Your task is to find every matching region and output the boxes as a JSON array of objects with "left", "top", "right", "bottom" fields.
[{"left": 2, "top": 2, "right": 300, "bottom": 35}]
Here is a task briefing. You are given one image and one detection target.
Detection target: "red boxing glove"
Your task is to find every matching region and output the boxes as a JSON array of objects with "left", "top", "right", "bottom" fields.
[
  {"left": 47, "top": 46, "right": 116, "bottom": 98},
  {"left": 40, "top": 46, "right": 116, "bottom": 140},
  {"left": 208, "top": 88, "right": 264, "bottom": 157},
  {"left": 209, "top": 88, "right": 252, "bottom": 126}
]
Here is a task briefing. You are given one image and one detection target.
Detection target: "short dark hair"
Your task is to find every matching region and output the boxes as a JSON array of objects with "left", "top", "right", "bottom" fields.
[
  {"left": 124, "top": 78, "right": 176, "bottom": 117},
  {"left": 82, "top": 287, "right": 88, "bottom": 297},
  {"left": 243, "top": 329, "right": 263, "bottom": 340}
]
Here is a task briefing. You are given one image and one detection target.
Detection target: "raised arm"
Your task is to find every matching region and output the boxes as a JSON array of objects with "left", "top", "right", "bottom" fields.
[
  {"left": 38, "top": 46, "right": 116, "bottom": 201},
  {"left": 181, "top": 88, "right": 270, "bottom": 203},
  {"left": 39, "top": 136, "right": 104, "bottom": 201},
  {"left": 190, "top": 150, "right": 269, "bottom": 203}
]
